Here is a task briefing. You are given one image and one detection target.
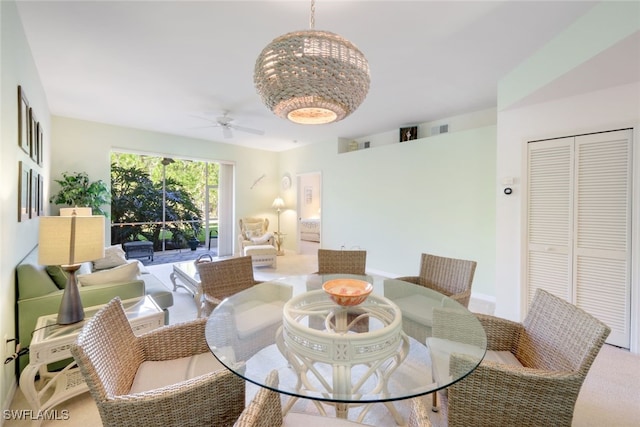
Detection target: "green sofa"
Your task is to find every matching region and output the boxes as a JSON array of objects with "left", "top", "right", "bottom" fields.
[{"left": 15, "top": 246, "right": 173, "bottom": 374}]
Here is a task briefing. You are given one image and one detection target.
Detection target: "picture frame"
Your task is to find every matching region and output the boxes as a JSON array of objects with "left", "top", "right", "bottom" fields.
[
  {"left": 399, "top": 126, "right": 418, "bottom": 142},
  {"left": 38, "top": 173, "right": 44, "bottom": 216},
  {"left": 18, "top": 86, "right": 30, "bottom": 155},
  {"left": 36, "top": 122, "right": 44, "bottom": 166},
  {"left": 30, "top": 169, "right": 38, "bottom": 218},
  {"left": 18, "top": 161, "right": 29, "bottom": 222},
  {"left": 30, "top": 108, "right": 38, "bottom": 162},
  {"left": 305, "top": 186, "right": 313, "bottom": 204}
]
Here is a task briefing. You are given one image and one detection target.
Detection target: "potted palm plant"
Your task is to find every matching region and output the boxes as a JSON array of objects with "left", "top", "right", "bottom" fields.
[{"left": 49, "top": 171, "right": 111, "bottom": 216}]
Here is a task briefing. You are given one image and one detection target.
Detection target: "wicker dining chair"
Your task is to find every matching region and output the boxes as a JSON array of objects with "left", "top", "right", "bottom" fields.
[
  {"left": 396, "top": 252, "right": 477, "bottom": 307},
  {"left": 70, "top": 297, "right": 245, "bottom": 427},
  {"left": 430, "top": 289, "right": 611, "bottom": 427},
  {"left": 316, "top": 249, "right": 367, "bottom": 275},
  {"left": 197, "top": 255, "right": 262, "bottom": 316},
  {"left": 235, "top": 370, "right": 432, "bottom": 427}
]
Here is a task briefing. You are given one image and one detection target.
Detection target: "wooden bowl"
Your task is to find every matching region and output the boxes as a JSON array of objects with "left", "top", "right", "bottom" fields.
[{"left": 322, "top": 279, "right": 373, "bottom": 306}]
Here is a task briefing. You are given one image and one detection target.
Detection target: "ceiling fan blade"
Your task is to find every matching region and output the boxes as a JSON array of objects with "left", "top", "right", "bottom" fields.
[
  {"left": 222, "top": 126, "right": 233, "bottom": 139},
  {"left": 230, "top": 124, "right": 265, "bottom": 135},
  {"left": 189, "top": 115, "right": 219, "bottom": 125}
]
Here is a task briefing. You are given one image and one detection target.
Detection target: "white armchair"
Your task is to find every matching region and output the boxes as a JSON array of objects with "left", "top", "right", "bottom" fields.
[{"left": 238, "top": 217, "right": 274, "bottom": 253}]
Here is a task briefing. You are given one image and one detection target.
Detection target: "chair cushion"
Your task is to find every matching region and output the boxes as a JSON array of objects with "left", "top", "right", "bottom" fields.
[
  {"left": 284, "top": 413, "right": 373, "bottom": 426},
  {"left": 235, "top": 300, "right": 285, "bottom": 338},
  {"left": 393, "top": 294, "right": 445, "bottom": 326},
  {"left": 427, "top": 337, "right": 517, "bottom": 384},
  {"left": 129, "top": 350, "right": 234, "bottom": 394}
]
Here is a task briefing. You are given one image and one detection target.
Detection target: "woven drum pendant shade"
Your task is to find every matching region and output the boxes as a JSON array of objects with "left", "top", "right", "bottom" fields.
[{"left": 254, "top": 29, "right": 370, "bottom": 125}]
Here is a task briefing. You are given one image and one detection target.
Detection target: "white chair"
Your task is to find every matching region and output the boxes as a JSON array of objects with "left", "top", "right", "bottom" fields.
[{"left": 238, "top": 217, "right": 274, "bottom": 253}]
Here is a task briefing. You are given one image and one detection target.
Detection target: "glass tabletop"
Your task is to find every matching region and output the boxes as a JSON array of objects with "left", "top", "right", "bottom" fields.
[{"left": 204, "top": 274, "right": 486, "bottom": 405}]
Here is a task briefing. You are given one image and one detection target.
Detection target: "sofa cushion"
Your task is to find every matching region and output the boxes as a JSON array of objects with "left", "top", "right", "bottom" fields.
[
  {"left": 93, "top": 244, "right": 128, "bottom": 270},
  {"left": 16, "top": 264, "right": 59, "bottom": 299},
  {"left": 78, "top": 261, "right": 140, "bottom": 286}
]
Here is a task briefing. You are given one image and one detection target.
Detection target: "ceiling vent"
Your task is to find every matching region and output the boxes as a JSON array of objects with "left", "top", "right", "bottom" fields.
[{"left": 430, "top": 124, "right": 449, "bottom": 136}]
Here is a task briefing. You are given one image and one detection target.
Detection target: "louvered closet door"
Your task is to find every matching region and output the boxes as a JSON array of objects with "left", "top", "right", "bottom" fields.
[
  {"left": 574, "top": 130, "right": 631, "bottom": 348},
  {"left": 526, "top": 129, "right": 632, "bottom": 348},
  {"left": 527, "top": 138, "right": 574, "bottom": 304}
]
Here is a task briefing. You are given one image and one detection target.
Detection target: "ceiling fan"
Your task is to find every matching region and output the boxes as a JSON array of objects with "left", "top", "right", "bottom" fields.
[{"left": 190, "top": 112, "right": 264, "bottom": 139}]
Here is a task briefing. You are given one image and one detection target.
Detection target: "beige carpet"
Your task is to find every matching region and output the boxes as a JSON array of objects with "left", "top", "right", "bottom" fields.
[{"left": 5, "top": 253, "right": 640, "bottom": 426}]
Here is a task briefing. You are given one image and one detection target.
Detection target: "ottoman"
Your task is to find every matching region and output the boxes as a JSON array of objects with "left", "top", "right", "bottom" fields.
[{"left": 244, "top": 245, "right": 277, "bottom": 268}]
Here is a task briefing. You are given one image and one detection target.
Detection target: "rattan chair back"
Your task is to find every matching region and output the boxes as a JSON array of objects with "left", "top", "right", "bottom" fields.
[
  {"left": 197, "top": 255, "right": 261, "bottom": 315},
  {"left": 317, "top": 249, "right": 367, "bottom": 275},
  {"left": 418, "top": 253, "right": 477, "bottom": 307}
]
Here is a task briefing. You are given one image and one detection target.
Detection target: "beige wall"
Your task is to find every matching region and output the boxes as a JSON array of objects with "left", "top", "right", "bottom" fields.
[
  {"left": 494, "top": 1, "right": 640, "bottom": 351},
  {"left": 0, "top": 0, "right": 53, "bottom": 410},
  {"left": 278, "top": 119, "right": 497, "bottom": 298},
  {"left": 51, "top": 116, "right": 280, "bottom": 247}
]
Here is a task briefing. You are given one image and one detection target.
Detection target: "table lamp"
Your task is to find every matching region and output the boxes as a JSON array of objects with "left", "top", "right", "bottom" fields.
[{"left": 38, "top": 213, "right": 105, "bottom": 324}]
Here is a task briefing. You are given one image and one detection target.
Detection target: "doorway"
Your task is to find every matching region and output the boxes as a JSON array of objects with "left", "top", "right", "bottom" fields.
[{"left": 110, "top": 152, "right": 232, "bottom": 256}]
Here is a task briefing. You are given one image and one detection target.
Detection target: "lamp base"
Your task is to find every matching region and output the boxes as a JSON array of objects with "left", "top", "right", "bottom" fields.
[{"left": 57, "top": 265, "right": 85, "bottom": 325}]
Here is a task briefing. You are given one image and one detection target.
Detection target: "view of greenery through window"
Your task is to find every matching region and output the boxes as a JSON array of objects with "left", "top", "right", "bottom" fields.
[{"left": 110, "top": 152, "right": 219, "bottom": 251}]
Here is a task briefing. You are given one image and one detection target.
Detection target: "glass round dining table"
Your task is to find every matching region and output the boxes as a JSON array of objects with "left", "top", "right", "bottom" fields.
[{"left": 204, "top": 273, "right": 486, "bottom": 424}]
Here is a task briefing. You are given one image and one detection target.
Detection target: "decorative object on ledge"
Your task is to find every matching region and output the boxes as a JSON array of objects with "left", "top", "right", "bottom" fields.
[
  {"left": 38, "top": 212, "right": 105, "bottom": 324},
  {"left": 400, "top": 126, "right": 418, "bottom": 142},
  {"left": 254, "top": 0, "right": 370, "bottom": 125},
  {"left": 49, "top": 171, "right": 111, "bottom": 217}
]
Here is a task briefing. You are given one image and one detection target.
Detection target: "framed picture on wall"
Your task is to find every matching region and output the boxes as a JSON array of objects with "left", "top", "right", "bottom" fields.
[
  {"left": 399, "top": 126, "right": 418, "bottom": 142},
  {"left": 30, "top": 109, "right": 38, "bottom": 162},
  {"left": 305, "top": 186, "right": 313, "bottom": 204},
  {"left": 30, "top": 169, "right": 38, "bottom": 218},
  {"left": 37, "top": 123, "right": 44, "bottom": 166},
  {"left": 38, "top": 173, "right": 44, "bottom": 216},
  {"left": 18, "top": 161, "right": 29, "bottom": 222},
  {"left": 18, "top": 86, "right": 30, "bottom": 155}
]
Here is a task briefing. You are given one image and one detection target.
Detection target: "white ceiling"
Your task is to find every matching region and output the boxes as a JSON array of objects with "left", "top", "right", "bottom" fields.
[{"left": 16, "top": 0, "right": 629, "bottom": 152}]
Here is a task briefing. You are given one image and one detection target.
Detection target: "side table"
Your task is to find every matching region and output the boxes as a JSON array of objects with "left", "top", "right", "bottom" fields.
[
  {"left": 170, "top": 261, "right": 203, "bottom": 317},
  {"left": 20, "top": 296, "right": 164, "bottom": 426}
]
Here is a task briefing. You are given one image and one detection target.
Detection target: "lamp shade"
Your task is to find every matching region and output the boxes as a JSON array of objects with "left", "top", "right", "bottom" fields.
[
  {"left": 38, "top": 216, "right": 105, "bottom": 266},
  {"left": 272, "top": 197, "right": 285, "bottom": 210}
]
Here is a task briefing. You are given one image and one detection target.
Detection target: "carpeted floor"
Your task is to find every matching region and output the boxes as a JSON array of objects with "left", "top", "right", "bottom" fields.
[{"left": 5, "top": 252, "right": 640, "bottom": 426}]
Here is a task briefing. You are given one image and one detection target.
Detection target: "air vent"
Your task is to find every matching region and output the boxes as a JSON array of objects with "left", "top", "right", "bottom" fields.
[{"left": 430, "top": 124, "right": 449, "bottom": 136}]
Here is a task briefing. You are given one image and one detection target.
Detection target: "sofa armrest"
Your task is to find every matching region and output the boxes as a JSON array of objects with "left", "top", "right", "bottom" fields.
[{"left": 17, "top": 280, "right": 145, "bottom": 373}]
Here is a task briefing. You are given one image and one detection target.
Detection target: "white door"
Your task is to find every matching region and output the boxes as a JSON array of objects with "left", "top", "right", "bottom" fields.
[{"left": 526, "top": 129, "right": 633, "bottom": 348}]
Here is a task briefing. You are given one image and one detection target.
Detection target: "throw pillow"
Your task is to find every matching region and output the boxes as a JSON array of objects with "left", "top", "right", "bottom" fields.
[
  {"left": 78, "top": 261, "right": 140, "bottom": 286},
  {"left": 46, "top": 262, "right": 93, "bottom": 289},
  {"left": 45, "top": 266, "right": 69, "bottom": 289},
  {"left": 250, "top": 232, "right": 273, "bottom": 244},
  {"left": 93, "top": 244, "right": 128, "bottom": 270},
  {"left": 244, "top": 222, "right": 264, "bottom": 239}
]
